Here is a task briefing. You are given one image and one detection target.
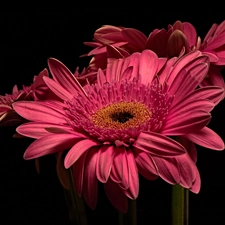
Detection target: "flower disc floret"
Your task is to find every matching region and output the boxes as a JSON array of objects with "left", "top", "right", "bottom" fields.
[{"left": 65, "top": 78, "right": 173, "bottom": 144}]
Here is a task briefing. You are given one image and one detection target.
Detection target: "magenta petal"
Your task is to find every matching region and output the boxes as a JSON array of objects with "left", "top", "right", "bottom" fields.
[
  {"left": 48, "top": 58, "right": 86, "bottom": 96},
  {"left": 72, "top": 151, "right": 88, "bottom": 196},
  {"left": 64, "top": 139, "right": 100, "bottom": 169},
  {"left": 133, "top": 148, "right": 158, "bottom": 180},
  {"left": 139, "top": 50, "right": 159, "bottom": 84},
  {"left": 13, "top": 100, "right": 67, "bottom": 124},
  {"left": 189, "top": 168, "right": 201, "bottom": 194},
  {"left": 186, "top": 86, "right": 224, "bottom": 105},
  {"left": 175, "top": 153, "right": 197, "bottom": 189},
  {"left": 122, "top": 149, "right": 139, "bottom": 199},
  {"left": 110, "top": 147, "right": 129, "bottom": 188},
  {"left": 96, "top": 145, "right": 114, "bottom": 183},
  {"left": 16, "top": 122, "right": 79, "bottom": 139},
  {"left": 168, "top": 62, "right": 209, "bottom": 100},
  {"left": 83, "top": 147, "right": 98, "bottom": 210},
  {"left": 184, "top": 127, "right": 225, "bottom": 150},
  {"left": 43, "top": 76, "right": 73, "bottom": 101},
  {"left": 97, "top": 68, "right": 107, "bottom": 86},
  {"left": 152, "top": 156, "right": 180, "bottom": 184},
  {"left": 104, "top": 178, "right": 128, "bottom": 213},
  {"left": 161, "top": 111, "right": 211, "bottom": 136},
  {"left": 178, "top": 137, "right": 197, "bottom": 163},
  {"left": 122, "top": 28, "right": 147, "bottom": 51},
  {"left": 23, "top": 133, "right": 77, "bottom": 159},
  {"left": 133, "top": 131, "right": 185, "bottom": 156}
]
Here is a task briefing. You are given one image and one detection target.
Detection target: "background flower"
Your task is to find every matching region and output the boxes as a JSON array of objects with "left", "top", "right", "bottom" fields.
[{"left": 82, "top": 20, "right": 225, "bottom": 93}]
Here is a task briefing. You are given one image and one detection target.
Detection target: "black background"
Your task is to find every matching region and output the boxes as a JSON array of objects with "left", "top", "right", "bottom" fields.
[{"left": 1, "top": 11, "right": 225, "bottom": 225}]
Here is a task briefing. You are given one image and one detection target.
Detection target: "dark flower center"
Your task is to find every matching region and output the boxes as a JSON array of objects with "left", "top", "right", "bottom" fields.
[{"left": 110, "top": 112, "right": 134, "bottom": 123}]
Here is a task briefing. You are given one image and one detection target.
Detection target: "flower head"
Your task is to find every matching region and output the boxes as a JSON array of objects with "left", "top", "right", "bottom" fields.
[
  {"left": 0, "top": 68, "right": 59, "bottom": 126},
  {"left": 83, "top": 21, "right": 225, "bottom": 92},
  {"left": 13, "top": 50, "right": 224, "bottom": 212}
]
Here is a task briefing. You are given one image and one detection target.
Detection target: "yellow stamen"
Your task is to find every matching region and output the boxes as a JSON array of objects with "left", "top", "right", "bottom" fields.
[{"left": 91, "top": 101, "right": 151, "bottom": 130}]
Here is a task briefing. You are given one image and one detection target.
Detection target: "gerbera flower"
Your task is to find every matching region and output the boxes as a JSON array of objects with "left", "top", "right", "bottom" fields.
[
  {"left": 0, "top": 68, "right": 59, "bottom": 126},
  {"left": 12, "top": 50, "right": 224, "bottom": 212},
  {"left": 82, "top": 20, "right": 225, "bottom": 92}
]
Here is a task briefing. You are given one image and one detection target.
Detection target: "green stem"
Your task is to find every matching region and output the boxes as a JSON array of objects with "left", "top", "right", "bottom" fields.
[
  {"left": 171, "top": 185, "right": 189, "bottom": 225},
  {"left": 64, "top": 168, "right": 88, "bottom": 225},
  {"left": 119, "top": 199, "right": 137, "bottom": 225}
]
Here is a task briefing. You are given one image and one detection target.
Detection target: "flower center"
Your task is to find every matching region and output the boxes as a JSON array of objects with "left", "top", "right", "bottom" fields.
[{"left": 91, "top": 101, "right": 152, "bottom": 130}]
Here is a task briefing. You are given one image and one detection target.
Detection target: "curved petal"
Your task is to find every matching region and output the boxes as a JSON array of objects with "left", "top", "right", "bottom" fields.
[
  {"left": 122, "top": 149, "right": 139, "bottom": 199},
  {"left": 175, "top": 153, "right": 198, "bottom": 189},
  {"left": 110, "top": 147, "right": 129, "bottom": 190},
  {"left": 139, "top": 50, "right": 159, "bottom": 84},
  {"left": 133, "top": 131, "right": 185, "bottom": 156},
  {"left": 13, "top": 100, "right": 67, "bottom": 124},
  {"left": 184, "top": 127, "right": 225, "bottom": 150},
  {"left": 133, "top": 148, "right": 158, "bottom": 179},
  {"left": 152, "top": 156, "right": 180, "bottom": 184},
  {"left": 168, "top": 62, "right": 209, "bottom": 100},
  {"left": 178, "top": 137, "right": 197, "bottom": 163},
  {"left": 96, "top": 145, "right": 115, "bottom": 183},
  {"left": 48, "top": 58, "right": 87, "bottom": 97},
  {"left": 83, "top": 147, "right": 98, "bottom": 210},
  {"left": 43, "top": 76, "right": 73, "bottom": 101},
  {"left": 161, "top": 111, "right": 211, "bottom": 136},
  {"left": 64, "top": 139, "right": 100, "bottom": 169},
  {"left": 72, "top": 151, "right": 88, "bottom": 196},
  {"left": 122, "top": 28, "right": 147, "bottom": 51},
  {"left": 189, "top": 168, "right": 201, "bottom": 194},
  {"left": 16, "top": 122, "right": 80, "bottom": 139},
  {"left": 23, "top": 133, "right": 78, "bottom": 159},
  {"left": 56, "top": 151, "right": 70, "bottom": 190},
  {"left": 104, "top": 178, "right": 128, "bottom": 213}
]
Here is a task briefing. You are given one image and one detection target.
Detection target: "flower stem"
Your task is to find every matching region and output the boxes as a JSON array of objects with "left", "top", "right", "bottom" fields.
[
  {"left": 64, "top": 168, "right": 88, "bottom": 225},
  {"left": 171, "top": 185, "right": 189, "bottom": 225},
  {"left": 119, "top": 199, "right": 137, "bottom": 225}
]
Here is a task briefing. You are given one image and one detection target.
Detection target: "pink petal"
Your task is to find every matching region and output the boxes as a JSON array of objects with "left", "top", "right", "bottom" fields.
[
  {"left": 43, "top": 76, "right": 73, "bottom": 101},
  {"left": 168, "top": 62, "right": 209, "bottom": 99},
  {"left": 133, "top": 131, "right": 185, "bottom": 156},
  {"left": 168, "top": 99, "right": 214, "bottom": 117},
  {"left": 122, "top": 149, "right": 139, "bottom": 199},
  {"left": 152, "top": 156, "right": 180, "bottom": 184},
  {"left": 72, "top": 151, "right": 88, "bottom": 196},
  {"left": 139, "top": 50, "right": 159, "bottom": 84},
  {"left": 161, "top": 111, "right": 211, "bottom": 136},
  {"left": 64, "top": 139, "right": 100, "bottom": 169},
  {"left": 133, "top": 148, "right": 158, "bottom": 180},
  {"left": 104, "top": 178, "right": 128, "bottom": 213},
  {"left": 97, "top": 68, "right": 107, "bottom": 86},
  {"left": 183, "top": 22, "right": 198, "bottom": 47},
  {"left": 184, "top": 127, "right": 225, "bottom": 150},
  {"left": 122, "top": 28, "right": 147, "bottom": 51},
  {"left": 23, "top": 133, "right": 78, "bottom": 159},
  {"left": 83, "top": 147, "right": 98, "bottom": 210},
  {"left": 16, "top": 122, "right": 79, "bottom": 139},
  {"left": 189, "top": 168, "right": 201, "bottom": 194},
  {"left": 13, "top": 100, "right": 67, "bottom": 124},
  {"left": 175, "top": 153, "right": 197, "bottom": 189},
  {"left": 186, "top": 86, "right": 224, "bottom": 105},
  {"left": 110, "top": 147, "right": 129, "bottom": 190},
  {"left": 165, "top": 50, "right": 204, "bottom": 85},
  {"left": 96, "top": 145, "right": 115, "bottom": 183},
  {"left": 48, "top": 58, "right": 87, "bottom": 97},
  {"left": 178, "top": 137, "right": 197, "bottom": 163}
]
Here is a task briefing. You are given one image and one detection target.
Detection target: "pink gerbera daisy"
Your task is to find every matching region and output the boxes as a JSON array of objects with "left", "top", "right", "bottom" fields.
[
  {"left": 0, "top": 68, "right": 59, "bottom": 126},
  {"left": 12, "top": 50, "right": 224, "bottom": 212},
  {"left": 82, "top": 20, "right": 225, "bottom": 92}
]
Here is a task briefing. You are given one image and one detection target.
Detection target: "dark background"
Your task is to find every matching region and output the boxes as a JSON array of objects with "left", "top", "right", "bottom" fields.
[{"left": 1, "top": 11, "right": 225, "bottom": 225}]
